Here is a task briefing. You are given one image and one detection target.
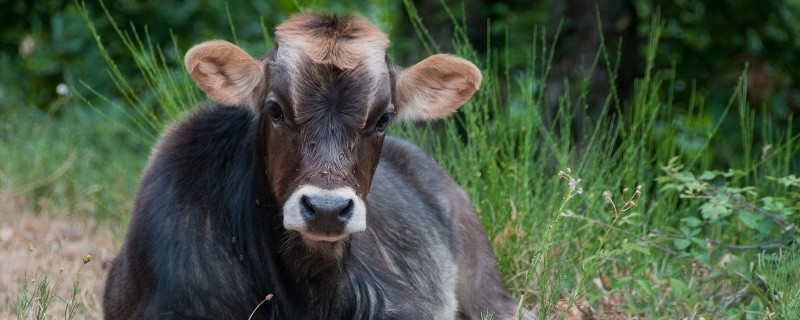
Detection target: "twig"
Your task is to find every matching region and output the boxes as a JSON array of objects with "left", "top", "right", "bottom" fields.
[
  {"left": 715, "top": 276, "right": 768, "bottom": 318},
  {"left": 701, "top": 184, "right": 799, "bottom": 235},
  {"left": 247, "top": 294, "right": 273, "bottom": 320},
  {"left": 652, "top": 231, "right": 793, "bottom": 251}
]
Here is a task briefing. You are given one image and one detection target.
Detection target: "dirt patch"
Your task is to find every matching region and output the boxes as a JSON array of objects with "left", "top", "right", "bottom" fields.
[
  {"left": 0, "top": 191, "right": 116, "bottom": 319},
  {"left": 546, "top": 293, "right": 631, "bottom": 320}
]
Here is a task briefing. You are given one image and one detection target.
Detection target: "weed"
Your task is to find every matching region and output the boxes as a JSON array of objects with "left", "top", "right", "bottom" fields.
[{"left": 14, "top": 244, "right": 92, "bottom": 320}]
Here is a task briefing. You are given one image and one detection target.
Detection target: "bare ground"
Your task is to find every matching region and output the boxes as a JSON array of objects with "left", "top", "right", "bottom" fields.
[{"left": 0, "top": 191, "right": 114, "bottom": 319}]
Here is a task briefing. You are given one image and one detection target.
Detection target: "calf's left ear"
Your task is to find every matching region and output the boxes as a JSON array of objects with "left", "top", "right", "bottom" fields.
[
  {"left": 394, "top": 54, "right": 482, "bottom": 121},
  {"left": 184, "top": 40, "right": 267, "bottom": 109}
]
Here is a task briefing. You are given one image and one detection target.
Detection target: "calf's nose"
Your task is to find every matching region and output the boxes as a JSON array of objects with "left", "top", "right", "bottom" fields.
[
  {"left": 300, "top": 194, "right": 354, "bottom": 225},
  {"left": 282, "top": 185, "right": 367, "bottom": 235}
]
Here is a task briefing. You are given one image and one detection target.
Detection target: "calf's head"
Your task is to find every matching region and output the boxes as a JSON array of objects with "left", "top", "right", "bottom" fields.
[{"left": 184, "top": 13, "right": 481, "bottom": 248}]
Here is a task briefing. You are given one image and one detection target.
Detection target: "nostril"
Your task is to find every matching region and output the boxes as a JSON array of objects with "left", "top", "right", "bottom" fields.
[
  {"left": 300, "top": 195, "right": 315, "bottom": 219},
  {"left": 338, "top": 199, "right": 354, "bottom": 221}
]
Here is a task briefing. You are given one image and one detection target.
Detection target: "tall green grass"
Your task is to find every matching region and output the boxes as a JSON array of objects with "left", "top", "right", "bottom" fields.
[
  {"left": 0, "top": 101, "right": 142, "bottom": 224},
  {"left": 3, "top": 1, "right": 797, "bottom": 318}
]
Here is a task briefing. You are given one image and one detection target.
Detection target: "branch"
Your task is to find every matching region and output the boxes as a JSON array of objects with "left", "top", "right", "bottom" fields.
[
  {"left": 702, "top": 183, "right": 799, "bottom": 235},
  {"left": 652, "top": 231, "right": 793, "bottom": 251}
]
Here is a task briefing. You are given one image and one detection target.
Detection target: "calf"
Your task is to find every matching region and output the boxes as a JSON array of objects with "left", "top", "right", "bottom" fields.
[{"left": 104, "top": 12, "right": 520, "bottom": 320}]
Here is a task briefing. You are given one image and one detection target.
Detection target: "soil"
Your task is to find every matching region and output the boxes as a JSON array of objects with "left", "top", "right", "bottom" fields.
[{"left": 0, "top": 191, "right": 115, "bottom": 319}]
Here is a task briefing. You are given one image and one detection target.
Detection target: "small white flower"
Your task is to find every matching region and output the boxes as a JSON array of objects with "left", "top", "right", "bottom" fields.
[
  {"left": 602, "top": 191, "right": 613, "bottom": 203},
  {"left": 56, "top": 83, "right": 69, "bottom": 96},
  {"left": 19, "top": 35, "right": 36, "bottom": 57},
  {"left": 569, "top": 178, "right": 581, "bottom": 192}
]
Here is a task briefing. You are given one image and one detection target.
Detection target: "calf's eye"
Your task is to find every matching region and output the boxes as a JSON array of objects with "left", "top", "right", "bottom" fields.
[
  {"left": 374, "top": 112, "right": 394, "bottom": 133},
  {"left": 267, "top": 101, "right": 284, "bottom": 123}
]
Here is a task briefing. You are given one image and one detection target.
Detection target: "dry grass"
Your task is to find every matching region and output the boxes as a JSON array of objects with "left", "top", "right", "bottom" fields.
[{"left": 0, "top": 191, "right": 115, "bottom": 319}]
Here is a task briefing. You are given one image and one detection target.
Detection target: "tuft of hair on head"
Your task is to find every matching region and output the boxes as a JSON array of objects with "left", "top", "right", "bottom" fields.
[{"left": 275, "top": 12, "right": 389, "bottom": 70}]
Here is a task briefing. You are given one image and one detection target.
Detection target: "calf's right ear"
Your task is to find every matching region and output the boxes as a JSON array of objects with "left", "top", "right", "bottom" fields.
[
  {"left": 184, "top": 40, "right": 267, "bottom": 109},
  {"left": 394, "top": 54, "right": 482, "bottom": 121}
]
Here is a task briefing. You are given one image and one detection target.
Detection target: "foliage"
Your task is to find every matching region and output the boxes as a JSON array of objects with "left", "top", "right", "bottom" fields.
[
  {"left": 0, "top": 0, "right": 395, "bottom": 113},
  {"left": 642, "top": 0, "right": 800, "bottom": 100},
  {"left": 654, "top": 159, "right": 800, "bottom": 317},
  {"left": 658, "top": 158, "right": 798, "bottom": 256},
  {"left": 3, "top": 0, "right": 798, "bottom": 168},
  {"left": 638, "top": 0, "right": 800, "bottom": 170}
]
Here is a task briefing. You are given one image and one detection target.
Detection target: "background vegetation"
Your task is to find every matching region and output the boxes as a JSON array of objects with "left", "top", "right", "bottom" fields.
[{"left": 1, "top": 0, "right": 799, "bottom": 318}]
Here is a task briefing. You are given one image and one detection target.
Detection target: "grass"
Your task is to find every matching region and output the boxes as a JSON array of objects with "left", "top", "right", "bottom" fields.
[
  {"left": 14, "top": 244, "right": 91, "bottom": 320},
  {"left": 0, "top": 102, "right": 145, "bottom": 228},
  {"left": 2, "top": 2, "right": 798, "bottom": 319}
]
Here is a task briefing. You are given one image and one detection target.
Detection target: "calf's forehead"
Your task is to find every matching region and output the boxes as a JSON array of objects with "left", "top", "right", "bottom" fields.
[
  {"left": 286, "top": 61, "right": 390, "bottom": 130},
  {"left": 273, "top": 13, "right": 389, "bottom": 73},
  {"left": 270, "top": 13, "right": 392, "bottom": 124}
]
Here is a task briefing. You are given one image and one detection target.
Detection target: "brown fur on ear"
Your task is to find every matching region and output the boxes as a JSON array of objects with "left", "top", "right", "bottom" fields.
[
  {"left": 184, "top": 40, "right": 266, "bottom": 108},
  {"left": 394, "top": 54, "right": 482, "bottom": 121}
]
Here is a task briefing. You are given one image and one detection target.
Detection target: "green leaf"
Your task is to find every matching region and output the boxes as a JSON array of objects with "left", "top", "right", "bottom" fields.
[
  {"left": 635, "top": 279, "right": 653, "bottom": 295},
  {"left": 699, "top": 170, "right": 718, "bottom": 180},
  {"left": 619, "top": 212, "right": 642, "bottom": 225},
  {"left": 725, "top": 254, "right": 748, "bottom": 275},
  {"left": 659, "top": 184, "right": 684, "bottom": 192},
  {"left": 723, "top": 169, "right": 745, "bottom": 178},
  {"left": 775, "top": 174, "right": 800, "bottom": 188},
  {"left": 690, "top": 237, "right": 706, "bottom": 246},
  {"left": 700, "top": 201, "right": 733, "bottom": 220},
  {"left": 746, "top": 298, "right": 764, "bottom": 319},
  {"left": 696, "top": 252, "right": 711, "bottom": 265},
  {"left": 728, "top": 186, "right": 758, "bottom": 197},
  {"left": 758, "top": 219, "right": 775, "bottom": 235},
  {"left": 680, "top": 226, "right": 701, "bottom": 236},
  {"left": 612, "top": 276, "right": 633, "bottom": 289},
  {"left": 761, "top": 197, "right": 793, "bottom": 217},
  {"left": 682, "top": 216, "right": 702, "bottom": 227},
  {"left": 737, "top": 211, "right": 763, "bottom": 229},
  {"left": 674, "top": 239, "right": 691, "bottom": 250},
  {"left": 676, "top": 171, "right": 697, "bottom": 183},
  {"left": 622, "top": 242, "right": 652, "bottom": 255},
  {"left": 669, "top": 278, "right": 689, "bottom": 297}
]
